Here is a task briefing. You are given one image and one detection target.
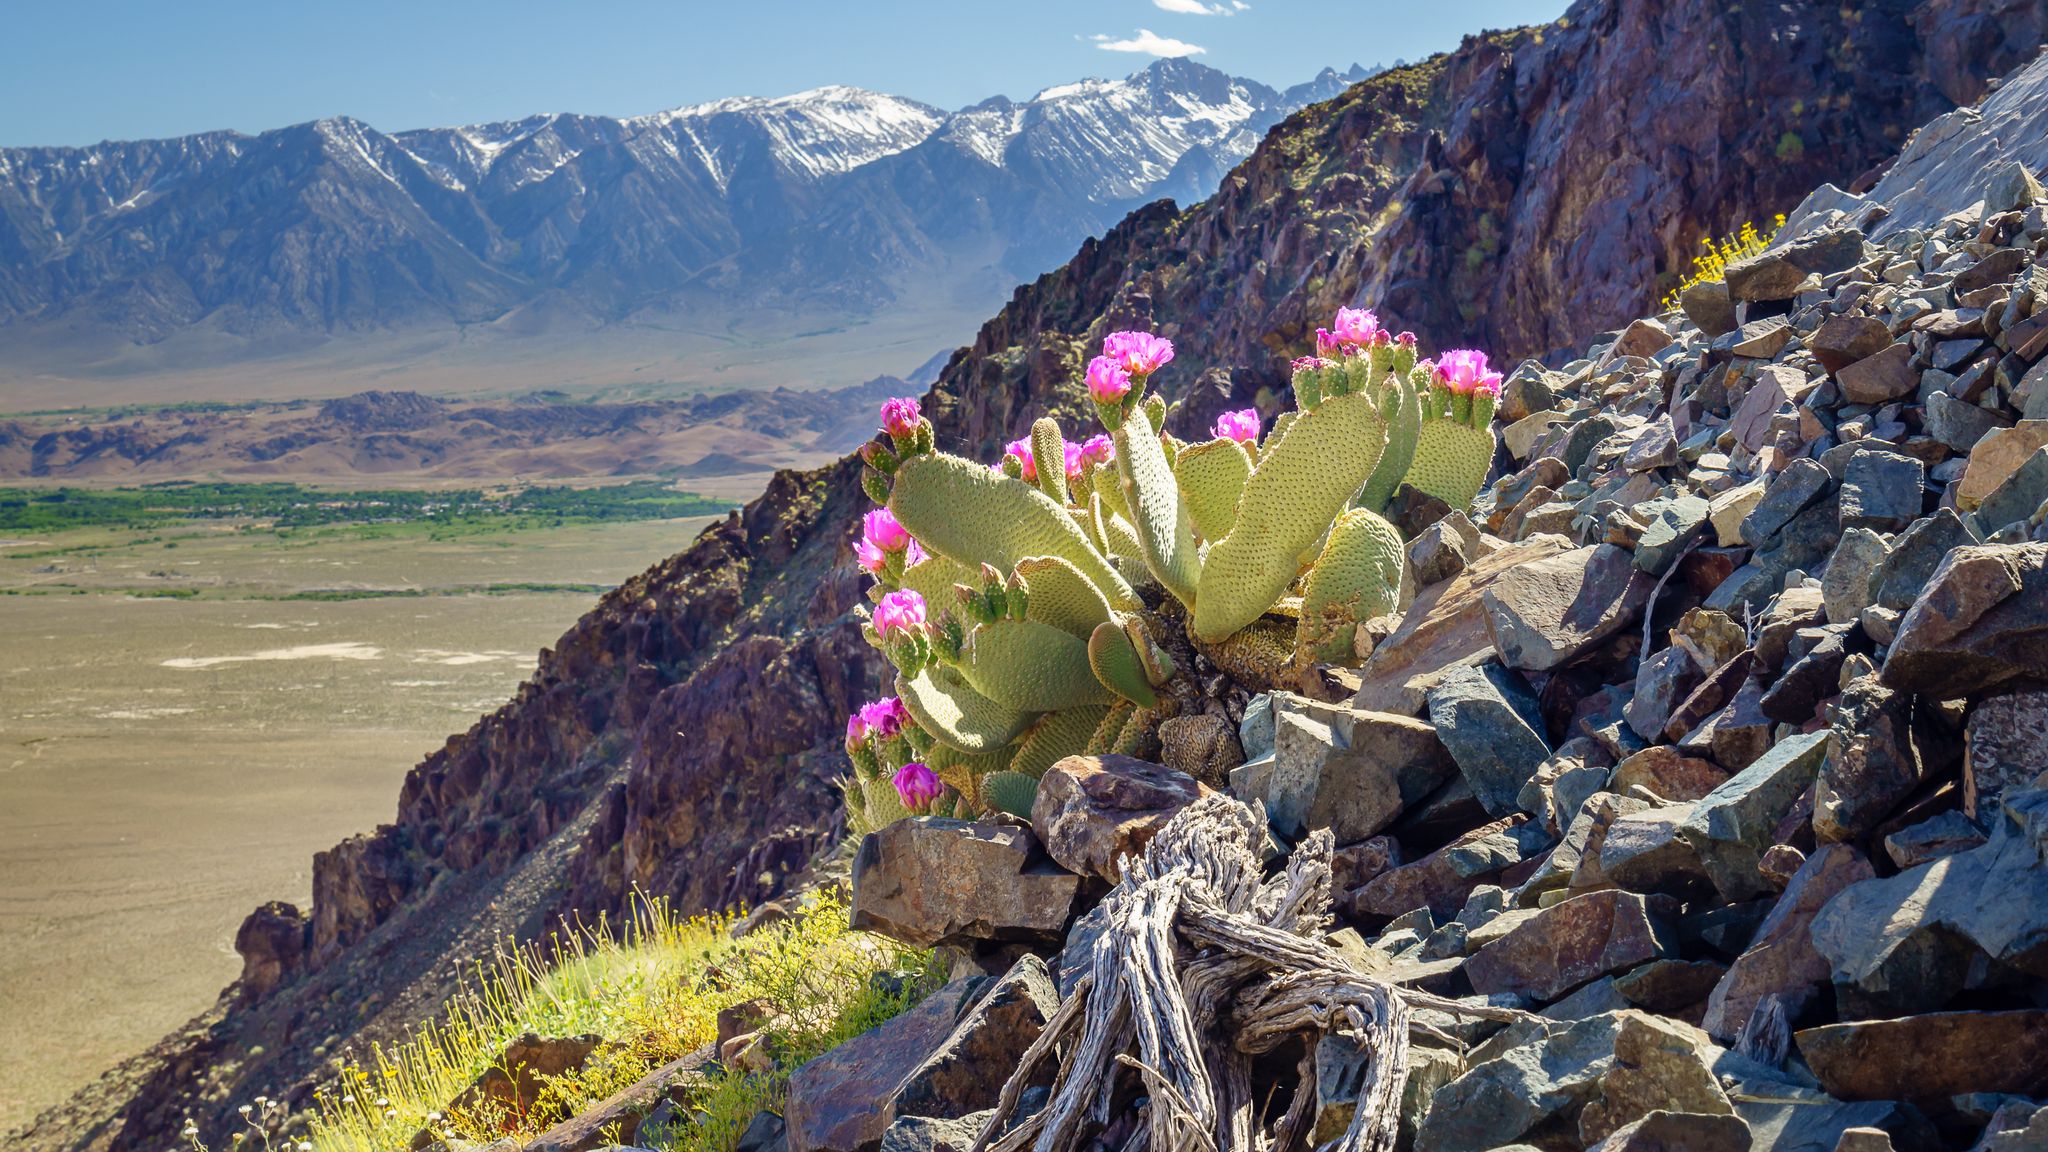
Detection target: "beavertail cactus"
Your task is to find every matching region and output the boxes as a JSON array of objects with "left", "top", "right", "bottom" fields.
[{"left": 1397, "top": 350, "right": 1500, "bottom": 512}]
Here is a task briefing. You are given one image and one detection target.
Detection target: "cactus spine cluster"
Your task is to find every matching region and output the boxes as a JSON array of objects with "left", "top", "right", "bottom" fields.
[{"left": 838, "top": 309, "right": 1502, "bottom": 831}]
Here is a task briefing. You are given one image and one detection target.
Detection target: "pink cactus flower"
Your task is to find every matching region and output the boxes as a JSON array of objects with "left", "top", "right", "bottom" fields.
[
  {"left": 845, "top": 712, "right": 871, "bottom": 749},
  {"left": 1213, "top": 409, "right": 1261, "bottom": 444},
  {"left": 879, "top": 396, "right": 923, "bottom": 439},
  {"left": 1004, "top": 438, "right": 1038, "bottom": 482},
  {"left": 1330, "top": 307, "right": 1380, "bottom": 347},
  {"left": 1078, "top": 434, "right": 1115, "bottom": 467},
  {"left": 1102, "top": 331, "right": 1174, "bottom": 378},
  {"left": 854, "top": 537, "right": 886, "bottom": 575},
  {"left": 1433, "top": 349, "right": 1503, "bottom": 397},
  {"left": 858, "top": 696, "right": 910, "bottom": 740},
  {"left": 862, "top": 508, "right": 912, "bottom": 554},
  {"left": 893, "top": 761, "right": 944, "bottom": 810},
  {"left": 1315, "top": 328, "right": 1340, "bottom": 357},
  {"left": 1086, "top": 355, "right": 1133, "bottom": 404},
  {"left": 1063, "top": 440, "right": 1086, "bottom": 478},
  {"left": 905, "top": 538, "right": 928, "bottom": 566},
  {"left": 874, "top": 589, "right": 928, "bottom": 640},
  {"left": 1396, "top": 331, "right": 1418, "bottom": 349}
]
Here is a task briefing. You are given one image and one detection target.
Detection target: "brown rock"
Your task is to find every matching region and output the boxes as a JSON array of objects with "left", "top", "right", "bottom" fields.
[
  {"left": 233, "top": 901, "right": 307, "bottom": 1004},
  {"left": 1681, "top": 280, "right": 1738, "bottom": 338},
  {"left": 1701, "top": 842, "right": 1873, "bottom": 1041},
  {"left": 1837, "top": 344, "right": 1919, "bottom": 404},
  {"left": 1466, "top": 890, "right": 1675, "bottom": 1002},
  {"left": 1587, "top": 1111, "right": 1751, "bottom": 1152},
  {"left": 1032, "top": 755, "right": 1207, "bottom": 883},
  {"left": 1731, "top": 368, "right": 1791, "bottom": 452},
  {"left": 1354, "top": 814, "right": 1531, "bottom": 921},
  {"left": 522, "top": 1046, "right": 713, "bottom": 1152},
  {"left": 450, "top": 1032, "right": 605, "bottom": 1119},
  {"left": 850, "top": 818, "right": 1079, "bottom": 948},
  {"left": 885, "top": 955, "right": 1060, "bottom": 1128},
  {"left": 1882, "top": 543, "right": 2048, "bottom": 696},
  {"left": 1959, "top": 421, "right": 2048, "bottom": 511},
  {"left": 786, "top": 979, "right": 980, "bottom": 1152},
  {"left": 1965, "top": 687, "right": 2048, "bottom": 820},
  {"left": 1353, "top": 535, "right": 1575, "bottom": 714},
  {"left": 1810, "top": 315, "right": 1895, "bottom": 374},
  {"left": 1612, "top": 746, "right": 1730, "bottom": 803},
  {"left": 1480, "top": 544, "right": 1655, "bottom": 672},
  {"left": 1578, "top": 1013, "right": 1735, "bottom": 1145},
  {"left": 1794, "top": 1011, "right": 2048, "bottom": 1101}
]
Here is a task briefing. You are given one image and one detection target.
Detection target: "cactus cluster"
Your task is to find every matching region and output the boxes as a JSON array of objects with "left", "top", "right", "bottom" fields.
[{"left": 838, "top": 309, "right": 1502, "bottom": 828}]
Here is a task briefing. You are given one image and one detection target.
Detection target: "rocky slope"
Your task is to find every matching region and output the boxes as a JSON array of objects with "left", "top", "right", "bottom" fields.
[
  {"left": 0, "top": 60, "right": 1367, "bottom": 362},
  {"left": 17, "top": 2, "right": 2048, "bottom": 1149}
]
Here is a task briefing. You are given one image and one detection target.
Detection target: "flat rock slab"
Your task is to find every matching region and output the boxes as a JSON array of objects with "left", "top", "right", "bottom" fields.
[
  {"left": 1883, "top": 543, "right": 2048, "bottom": 696},
  {"left": 1466, "top": 891, "right": 1675, "bottom": 1003},
  {"left": 1795, "top": 1011, "right": 2048, "bottom": 1101},
  {"left": 1481, "top": 544, "right": 1655, "bottom": 672},
  {"left": 851, "top": 818, "right": 1079, "bottom": 948}
]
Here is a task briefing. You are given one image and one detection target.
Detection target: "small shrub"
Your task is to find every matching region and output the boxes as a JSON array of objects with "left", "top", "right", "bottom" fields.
[{"left": 1662, "top": 213, "right": 1787, "bottom": 310}]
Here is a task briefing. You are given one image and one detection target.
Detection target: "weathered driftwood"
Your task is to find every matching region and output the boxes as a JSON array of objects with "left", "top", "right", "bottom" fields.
[{"left": 972, "top": 795, "right": 1521, "bottom": 1152}]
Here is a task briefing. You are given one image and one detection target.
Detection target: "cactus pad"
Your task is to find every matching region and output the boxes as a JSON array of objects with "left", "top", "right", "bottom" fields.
[
  {"left": 1296, "top": 508, "right": 1405, "bottom": 665},
  {"left": 978, "top": 770, "right": 1042, "bottom": 820},
  {"left": 1191, "top": 391, "right": 1388, "bottom": 641},
  {"left": 1085, "top": 701, "right": 1137, "bottom": 755},
  {"left": 1174, "top": 438, "right": 1253, "bottom": 542},
  {"left": 1030, "top": 417, "right": 1071, "bottom": 506},
  {"left": 1112, "top": 407, "right": 1201, "bottom": 606},
  {"left": 1355, "top": 370, "right": 1421, "bottom": 513},
  {"left": 1014, "top": 555, "right": 1115, "bottom": 638},
  {"left": 897, "top": 665, "right": 1032, "bottom": 753},
  {"left": 1088, "top": 620, "right": 1160, "bottom": 707},
  {"left": 888, "top": 452, "right": 1136, "bottom": 609},
  {"left": 1402, "top": 420, "right": 1496, "bottom": 512},
  {"left": 1010, "top": 704, "right": 1109, "bottom": 780},
  {"left": 961, "top": 617, "right": 1114, "bottom": 712}
]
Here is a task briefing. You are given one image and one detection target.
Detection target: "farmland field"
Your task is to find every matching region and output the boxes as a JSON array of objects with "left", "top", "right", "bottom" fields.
[{"left": 0, "top": 505, "right": 719, "bottom": 1133}]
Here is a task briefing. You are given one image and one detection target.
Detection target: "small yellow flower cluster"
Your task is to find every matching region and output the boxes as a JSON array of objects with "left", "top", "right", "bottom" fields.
[{"left": 1662, "top": 213, "right": 1789, "bottom": 310}]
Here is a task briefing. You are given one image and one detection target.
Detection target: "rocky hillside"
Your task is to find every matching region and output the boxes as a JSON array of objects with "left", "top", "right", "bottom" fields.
[{"left": 18, "top": 2, "right": 2048, "bottom": 1149}]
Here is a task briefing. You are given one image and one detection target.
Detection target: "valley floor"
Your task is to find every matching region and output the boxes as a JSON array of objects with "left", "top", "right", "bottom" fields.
[{"left": 0, "top": 515, "right": 716, "bottom": 1133}]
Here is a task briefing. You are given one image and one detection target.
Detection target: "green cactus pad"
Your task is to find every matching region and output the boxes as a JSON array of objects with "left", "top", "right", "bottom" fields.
[
  {"left": 1015, "top": 555, "right": 1115, "bottom": 638},
  {"left": 1091, "top": 496, "right": 1150, "bottom": 574},
  {"left": 850, "top": 775, "right": 914, "bottom": 836},
  {"left": 1085, "top": 701, "right": 1136, "bottom": 755},
  {"left": 1030, "top": 417, "right": 1071, "bottom": 506},
  {"left": 1088, "top": 620, "right": 1160, "bottom": 707},
  {"left": 978, "top": 770, "right": 1042, "bottom": 820},
  {"left": 1355, "top": 369, "right": 1421, "bottom": 513},
  {"left": 1402, "top": 420, "right": 1496, "bottom": 512},
  {"left": 897, "top": 665, "right": 1033, "bottom": 753},
  {"left": 897, "top": 553, "right": 979, "bottom": 614},
  {"left": 1010, "top": 704, "right": 1109, "bottom": 780},
  {"left": 925, "top": 741, "right": 1015, "bottom": 797},
  {"left": 888, "top": 452, "right": 1137, "bottom": 609},
  {"left": 1112, "top": 407, "right": 1200, "bottom": 606},
  {"left": 1191, "top": 391, "right": 1388, "bottom": 641},
  {"left": 960, "top": 617, "right": 1114, "bottom": 712},
  {"left": 1297, "top": 508, "right": 1405, "bottom": 665},
  {"left": 1174, "top": 438, "right": 1253, "bottom": 542}
]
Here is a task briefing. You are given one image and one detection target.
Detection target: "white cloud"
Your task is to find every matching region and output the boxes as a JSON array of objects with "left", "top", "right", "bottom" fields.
[
  {"left": 1230, "top": 1, "right": 1250, "bottom": 9},
  {"left": 1152, "top": 0, "right": 1226, "bottom": 14},
  {"left": 1091, "top": 28, "right": 1208, "bottom": 56}
]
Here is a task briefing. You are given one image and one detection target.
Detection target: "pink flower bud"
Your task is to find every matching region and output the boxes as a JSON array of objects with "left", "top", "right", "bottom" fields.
[
  {"left": 1102, "top": 331, "right": 1174, "bottom": 378},
  {"left": 1004, "top": 438, "right": 1038, "bottom": 482},
  {"left": 845, "top": 712, "right": 871, "bottom": 749},
  {"left": 1291, "top": 355, "right": 1329, "bottom": 375},
  {"left": 1315, "top": 328, "right": 1340, "bottom": 357},
  {"left": 879, "top": 396, "right": 923, "bottom": 439},
  {"left": 862, "top": 508, "right": 912, "bottom": 554},
  {"left": 1433, "top": 349, "right": 1503, "bottom": 397},
  {"left": 1085, "top": 355, "right": 1132, "bottom": 404},
  {"left": 1078, "top": 434, "right": 1115, "bottom": 467},
  {"left": 1212, "top": 408, "right": 1261, "bottom": 444},
  {"left": 874, "top": 589, "right": 928, "bottom": 640},
  {"left": 893, "top": 762, "right": 944, "bottom": 811}
]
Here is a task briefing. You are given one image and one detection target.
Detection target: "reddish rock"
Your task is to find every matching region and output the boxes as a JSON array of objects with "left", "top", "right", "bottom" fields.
[
  {"left": 787, "top": 979, "right": 980, "bottom": 1152},
  {"left": 1032, "top": 755, "right": 1208, "bottom": 883},
  {"left": 451, "top": 1032, "right": 606, "bottom": 1119},
  {"left": 1466, "top": 890, "right": 1676, "bottom": 1002},
  {"left": 1794, "top": 1011, "right": 2048, "bottom": 1101},
  {"left": 523, "top": 1047, "right": 715, "bottom": 1152},
  {"left": 1837, "top": 344, "right": 1920, "bottom": 404},
  {"left": 232, "top": 901, "right": 307, "bottom": 1004},
  {"left": 1701, "top": 843, "right": 1873, "bottom": 1041},
  {"left": 1611, "top": 747, "right": 1730, "bottom": 803},
  {"left": 1965, "top": 687, "right": 2048, "bottom": 820},
  {"left": 1353, "top": 814, "right": 1531, "bottom": 922},
  {"left": 1481, "top": 544, "right": 1655, "bottom": 672},
  {"left": 1809, "top": 315, "right": 1894, "bottom": 374},
  {"left": 1883, "top": 544, "right": 2048, "bottom": 696}
]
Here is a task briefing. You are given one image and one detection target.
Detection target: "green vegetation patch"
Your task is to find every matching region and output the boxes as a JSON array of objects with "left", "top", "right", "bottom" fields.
[{"left": 0, "top": 481, "right": 731, "bottom": 534}]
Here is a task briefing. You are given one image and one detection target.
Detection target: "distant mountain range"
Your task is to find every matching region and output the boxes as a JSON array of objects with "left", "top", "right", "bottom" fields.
[{"left": 0, "top": 60, "right": 1374, "bottom": 382}]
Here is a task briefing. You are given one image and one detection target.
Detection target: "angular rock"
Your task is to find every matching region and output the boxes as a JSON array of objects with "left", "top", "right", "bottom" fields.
[
  {"left": 1815, "top": 673, "right": 1925, "bottom": 843},
  {"left": 1625, "top": 647, "right": 1702, "bottom": 744},
  {"left": 1868, "top": 508, "right": 1979, "bottom": 613},
  {"left": 1679, "top": 731, "right": 1830, "bottom": 901},
  {"left": 851, "top": 819, "right": 1079, "bottom": 948},
  {"left": 1588, "top": 1111, "right": 1751, "bottom": 1152},
  {"left": 1414, "top": 1010, "right": 1628, "bottom": 1152},
  {"left": 1759, "top": 626, "right": 1850, "bottom": 725},
  {"left": 1743, "top": 459, "right": 1833, "bottom": 548},
  {"left": 1613, "top": 958, "right": 1728, "bottom": 1013},
  {"left": 1822, "top": 527, "right": 1889, "bottom": 626},
  {"left": 1927, "top": 391, "right": 2014, "bottom": 454},
  {"left": 1356, "top": 814, "right": 1533, "bottom": 921},
  {"left": 1794, "top": 1011, "right": 2048, "bottom": 1101},
  {"left": 886, "top": 956, "right": 1059, "bottom": 1126},
  {"left": 1409, "top": 511, "right": 1480, "bottom": 587},
  {"left": 1973, "top": 446, "right": 2048, "bottom": 534},
  {"left": 1723, "top": 227, "right": 1863, "bottom": 302},
  {"left": 1732, "top": 318, "right": 1792, "bottom": 359},
  {"left": 1426, "top": 663, "right": 1551, "bottom": 818},
  {"left": 1965, "top": 687, "right": 2048, "bottom": 820},
  {"left": 1882, "top": 543, "right": 2048, "bottom": 695},
  {"left": 453, "top": 1032, "right": 605, "bottom": 1119},
  {"left": 1633, "top": 493, "right": 1711, "bottom": 575},
  {"left": 1612, "top": 746, "right": 1729, "bottom": 803},
  {"left": 787, "top": 980, "right": 980, "bottom": 1152},
  {"left": 1032, "top": 756, "right": 1205, "bottom": 884},
  {"left": 1701, "top": 843, "right": 1873, "bottom": 1042},
  {"left": 1840, "top": 449, "right": 1924, "bottom": 532},
  {"left": 1883, "top": 810, "right": 1988, "bottom": 870},
  {"left": 1958, "top": 421, "right": 2048, "bottom": 511},
  {"left": 1466, "top": 891, "right": 1675, "bottom": 1002},
  {"left": 1599, "top": 803, "right": 1712, "bottom": 896},
  {"left": 1837, "top": 344, "right": 1920, "bottom": 404},
  {"left": 1810, "top": 315, "right": 1894, "bottom": 373},
  {"left": 879, "top": 1114, "right": 987, "bottom": 1152},
  {"left": 1481, "top": 544, "right": 1654, "bottom": 672},
  {"left": 1267, "top": 706, "right": 1455, "bottom": 843},
  {"left": 1578, "top": 1013, "right": 1736, "bottom": 1145},
  {"left": 1681, "top": 280, "right": 1739, "bottom": 338}
]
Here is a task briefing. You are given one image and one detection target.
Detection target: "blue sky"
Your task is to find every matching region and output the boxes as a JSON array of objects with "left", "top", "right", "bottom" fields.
[{"left": 0, "top": 1, "right": 1570, "bottom": 148}]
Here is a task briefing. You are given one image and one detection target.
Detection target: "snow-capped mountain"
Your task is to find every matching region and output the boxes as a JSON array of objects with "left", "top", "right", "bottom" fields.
[{"left": 0, "top": 58, "right": 1376, "bottom": 361}]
